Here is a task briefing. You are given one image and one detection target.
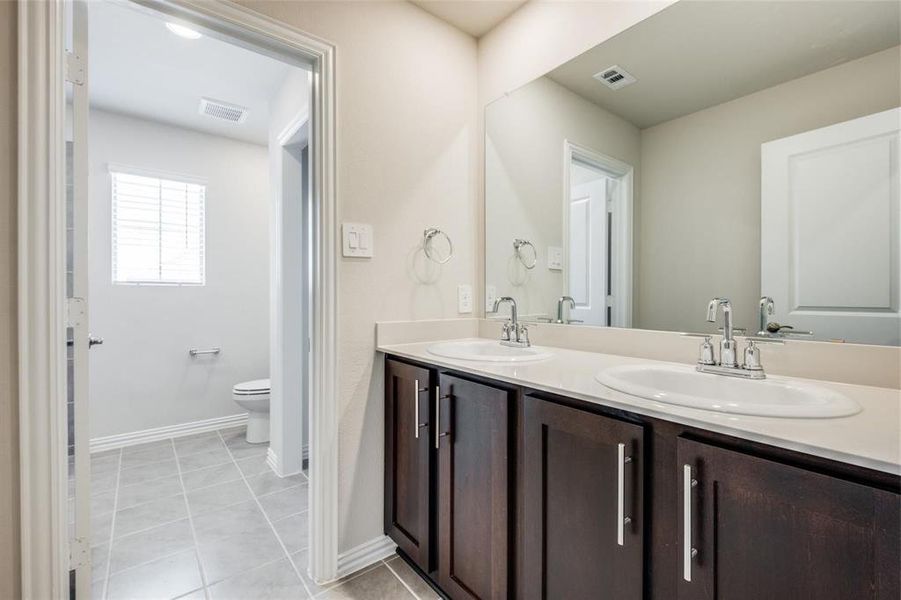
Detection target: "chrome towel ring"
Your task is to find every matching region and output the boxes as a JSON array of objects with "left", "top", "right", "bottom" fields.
[
  {"left": 513, "top": 238, "right": 537, "bottom": 269},
  {"left": 423, "top": 227, "right": 454, "bottom": 264}
]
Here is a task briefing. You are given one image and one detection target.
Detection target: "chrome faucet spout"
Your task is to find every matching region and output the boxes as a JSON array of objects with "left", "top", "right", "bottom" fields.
[
  {"left": 493, "top": 296, "right": 517, "bottom": 325},
  {"left": 706, "top": 297, "right": 737, "bottom": 367},
  {"left": 555, "top": 296, "right": 575, "bottom": 324}
]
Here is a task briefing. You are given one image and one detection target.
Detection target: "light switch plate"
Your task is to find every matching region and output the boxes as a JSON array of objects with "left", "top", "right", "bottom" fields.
[
  {"left": 342, "top": 223, "right": 373, "bottom": 258},
  {"left": 547, "top": 246, "right": 563, "bottom": 271},
  {"left": 485, "top": 285, "right": 497, "bottom": 312},
  {"left": 458, "top": 284, "right": 473, "bottom": 314}
]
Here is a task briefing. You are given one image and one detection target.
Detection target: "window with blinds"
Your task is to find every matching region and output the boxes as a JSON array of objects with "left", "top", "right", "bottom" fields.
[{"left": 111, "top": 170, "right": 206, "bottom": 285}]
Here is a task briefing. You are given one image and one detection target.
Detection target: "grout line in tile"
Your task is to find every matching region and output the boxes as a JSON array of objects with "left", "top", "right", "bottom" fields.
[
  {"left": 215, "top": 429, "right": 313, "bottom": 598},
  {"left": 99, "top": 448, "right": 122, "bottom": 600},
  {"left": 105, "top": 544, "right": 198, "bottom": 579},
  {"left": 383, "top": 557, "right": 421, "bottom": 600},
  {"left": 254, "top": 481, "right": 307, "bottom": 500},
  {"left": 171, "top": 437, "right": 212, "bottom": 600}
]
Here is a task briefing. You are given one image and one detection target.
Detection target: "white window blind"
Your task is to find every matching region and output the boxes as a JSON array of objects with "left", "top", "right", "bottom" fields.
[{"left": 111, "top": 170, "right": 206, "bottom": 285}]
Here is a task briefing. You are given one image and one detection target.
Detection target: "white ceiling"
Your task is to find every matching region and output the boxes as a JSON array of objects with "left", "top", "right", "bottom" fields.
[
  {"left": 88, "top": 1, "right": 305, "bottom": 145},
  {"left": 409, "top": 0, "right": 528, "bottom": 38},
  {"left": 547, "top": 1, "right": 901, "bottom": 129}
]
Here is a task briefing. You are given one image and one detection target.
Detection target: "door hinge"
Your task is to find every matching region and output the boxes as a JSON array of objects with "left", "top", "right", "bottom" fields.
[
  {"left": 69, "top": 536, "right": 90, "bottom": 569},
  {"left": 66, "top": 52, "right": 85, "bottom": 86},
  {"left": 67, "top": 297, "right": 86, "bottom": 328}
]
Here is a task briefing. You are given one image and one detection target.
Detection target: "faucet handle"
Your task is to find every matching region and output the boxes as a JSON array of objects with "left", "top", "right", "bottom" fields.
[
  {"left": 743, "top": 340, "right": 763, "bottom": 371},
  {"left": 500, "top": 320, "right": 513, "bottom": 341},
  {"left": 517, "top": 322, "right": 531, "bottom": 346},
  {"left": 697, "top": 335, "right": 716, "bottom": 366}
]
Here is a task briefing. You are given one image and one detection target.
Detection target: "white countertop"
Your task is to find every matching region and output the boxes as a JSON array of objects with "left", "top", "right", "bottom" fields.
[{"left": 378, "top": 338, "right": 901, "bottom": 476}]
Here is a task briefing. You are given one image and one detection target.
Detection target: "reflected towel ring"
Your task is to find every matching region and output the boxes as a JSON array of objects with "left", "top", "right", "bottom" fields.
[
  {"left": 423, "top": 227, "right": 454, "bottom": 264},
  {"left": 513, "top": 238, "right": 537, "bottom": 269}
]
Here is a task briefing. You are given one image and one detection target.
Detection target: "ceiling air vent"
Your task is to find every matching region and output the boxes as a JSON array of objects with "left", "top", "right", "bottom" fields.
[
  {"left": 198, "top": 97, "right": 249, "bottom": 124},
  {"left": 593, "top": 65, "right": 637, "bottom": 90}
]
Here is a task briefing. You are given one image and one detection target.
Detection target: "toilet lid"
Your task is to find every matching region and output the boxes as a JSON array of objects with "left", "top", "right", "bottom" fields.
[{"left": 233, "top": 378, "right": 270, "bottom": 394}]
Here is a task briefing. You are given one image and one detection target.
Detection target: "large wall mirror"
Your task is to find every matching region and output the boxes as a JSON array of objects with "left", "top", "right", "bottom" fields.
[{"left": 485, "top": 0, "right": 901, "bottom": 346}]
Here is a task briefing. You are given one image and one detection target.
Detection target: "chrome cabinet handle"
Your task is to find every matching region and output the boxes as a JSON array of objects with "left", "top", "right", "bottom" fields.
[
  {"left": 414, "top": 380, "right": 420, "bottom": 439},
  {"left": 434, "top": 387, "right": 440, "bottom": 449},
  {"left": 88, "top": 335, "right": 103, "bottom": 347},
  {"left": 617, "top": 442, "right": 633, "bottom": 546},
  {"left": 434, "top": 386, "right": 451, "bottom": 449},
  {"left": 683, "top": 464, "right": 699, "bottom": 582}
]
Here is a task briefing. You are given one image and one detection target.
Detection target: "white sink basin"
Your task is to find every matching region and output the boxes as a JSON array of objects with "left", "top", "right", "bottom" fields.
[
  {"left": 427, "top": 340, "right": 553, "bottom": 363},
  {"left": 596, "top": 364, "right": 860, "bottom": 418}
]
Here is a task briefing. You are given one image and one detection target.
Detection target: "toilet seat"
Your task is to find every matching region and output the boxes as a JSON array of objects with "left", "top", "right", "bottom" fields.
[{"left": 233, "top": 378, "right": 270, "bottom": 396}]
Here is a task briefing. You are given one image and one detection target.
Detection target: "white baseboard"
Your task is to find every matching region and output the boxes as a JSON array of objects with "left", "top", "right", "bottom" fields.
[
  {"left": 90, "top": 413, "right": 248, "bottom": 453},
  {"left": 335, "top": 535, "right": 397, "bottom": 580},
  {"left": 267, "top": 443, "right": 310, "bottom": 478}
]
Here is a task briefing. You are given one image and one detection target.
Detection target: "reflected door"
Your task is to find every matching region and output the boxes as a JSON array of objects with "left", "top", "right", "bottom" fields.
[
  {"left": 761, "top": 108, "right": 900, "bottom": 345},
  {"left": 568, "top": 163, "right": 610, "bottom": 326}
]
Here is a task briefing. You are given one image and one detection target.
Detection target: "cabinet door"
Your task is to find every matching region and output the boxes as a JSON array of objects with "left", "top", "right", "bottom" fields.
[
  {"left": 384, "top": 359, "right": 433, "bottom": 571},
  {"left": 522, "top": 396, "right": 644, "bottom": 600},
  {"left": 437, "top": 374, "right": 512, "bottom": 600},
  {"left": 678, "top": 437, "right": 900, "bottom": 600}
]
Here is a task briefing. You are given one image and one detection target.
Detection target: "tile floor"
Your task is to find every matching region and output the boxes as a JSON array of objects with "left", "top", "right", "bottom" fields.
[{"left": 71, "top": 426, "right": 437, "bottom": 600}]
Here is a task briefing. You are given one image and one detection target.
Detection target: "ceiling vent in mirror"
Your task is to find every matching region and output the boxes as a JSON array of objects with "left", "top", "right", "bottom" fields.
[
  {"left": 198, "top": 97, "right": 248, "bottom": 124},
  {"left": 593, "top": 65, "right": 637, "bottom": 90}
]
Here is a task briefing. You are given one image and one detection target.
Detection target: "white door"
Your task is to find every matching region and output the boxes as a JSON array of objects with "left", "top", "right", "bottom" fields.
[
  {"left": 66, "top": 0, "right": 94, "bottom": 595},
  {"left": 761, "top": 108, "right": 900, "bottom": 345},
  {"left": 567, "top": 174, "right": 608, "bottom": 326}
]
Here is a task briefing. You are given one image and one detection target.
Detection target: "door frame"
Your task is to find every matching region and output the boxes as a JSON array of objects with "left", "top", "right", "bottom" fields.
[
  {"left": 17, "top": 1, "right": 339, "bottom": 597},
  {"left": 562, "top": 140, "right": 634, "bottom": 327}
]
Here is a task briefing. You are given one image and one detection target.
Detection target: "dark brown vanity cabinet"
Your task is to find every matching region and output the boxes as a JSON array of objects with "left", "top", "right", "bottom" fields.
[
  {"left": 521, "top": 395, "right": 644, "bottom": 600},
  {"left": 677, "top": 437, "right": 900, "bottom": 600},
  {"left": 436, "top": 373, "right": 514, "bottom": 600},
  {"left": 384, "top": 356, "right": 900, "bottom": 600},
  {"left": 384, "top": 359, "right": 434, "bottom": 572}
]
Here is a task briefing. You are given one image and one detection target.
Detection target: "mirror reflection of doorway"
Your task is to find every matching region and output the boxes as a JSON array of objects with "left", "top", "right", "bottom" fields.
[{"left": 565, "top": 144, "right": 633, "bottom": 328}]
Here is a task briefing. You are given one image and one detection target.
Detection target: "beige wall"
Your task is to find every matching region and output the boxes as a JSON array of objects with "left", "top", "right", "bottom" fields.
[
  {"left": 637, "top": 46, "right": 901, "bottom": 333},
  {"left": 239, "top": 1, "right": 479, "bottom": 552},
  {"left": 0, "top": 1, "right": 20, "bottom": 597},
  {"left": 485, "top": 75, "right": 640, "bottom": 319}
]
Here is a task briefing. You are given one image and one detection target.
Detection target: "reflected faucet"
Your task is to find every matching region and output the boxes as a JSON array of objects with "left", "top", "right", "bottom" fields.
[
  {"left": 756, "top": 296, "right": 813, "bottom": 338},
  {"left": 706, "top": 297, "right": 737, "bottom": 367},
  {"left": 555, "top": 296, "right": 575, "bottom": 324},
  {"left": 758, "top": 296, "right": 775, "bottom": 336}
]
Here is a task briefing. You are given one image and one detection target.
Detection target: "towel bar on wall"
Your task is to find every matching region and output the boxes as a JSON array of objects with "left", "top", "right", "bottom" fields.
[{"left": 189, "top": 347, "right": 221, "bottom": 357}]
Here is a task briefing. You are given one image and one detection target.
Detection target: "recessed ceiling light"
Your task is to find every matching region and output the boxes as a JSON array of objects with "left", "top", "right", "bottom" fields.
[{"left": 165, "top": 22, "right": 202, "bottom": 40}]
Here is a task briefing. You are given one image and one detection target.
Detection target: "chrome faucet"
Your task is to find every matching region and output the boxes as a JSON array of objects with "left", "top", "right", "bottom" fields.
[
  {"left": 554, "top": 296, "right": 576, "bottom": 324},
  {"left": 758, "top": 296, "right": 775, "bottom": 336},
  {"left": 756, "top": 296, "right": 813, "bottom": 338},
  {"left": 706, "top": 297, "right": 737, "bottom": 367},
  {"left": 492, "top": 296, "right": 531, "bottom": 347},
  {"left": 695, "top": 297, "right": 781, "bottom": 379}
]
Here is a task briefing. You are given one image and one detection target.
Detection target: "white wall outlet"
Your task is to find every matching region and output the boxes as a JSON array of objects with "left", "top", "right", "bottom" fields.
[
  {"left": 485, "top": 285, "right": 497, "bottom": 312},
  {"left": 342, "top": 223, "right": 373, "bottom": 258},
  {"left": 457, "top": 284, "right": 473, "bottom": 314},
  {"left": 547, "top": 246, "right": 563, "bottom": 271}
]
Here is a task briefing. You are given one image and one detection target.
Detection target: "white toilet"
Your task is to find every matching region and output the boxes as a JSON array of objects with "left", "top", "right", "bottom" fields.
[{"left": 232, "top": 378, "right": 271, "bottom": 444}]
